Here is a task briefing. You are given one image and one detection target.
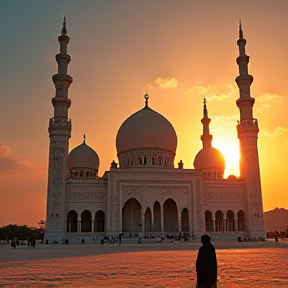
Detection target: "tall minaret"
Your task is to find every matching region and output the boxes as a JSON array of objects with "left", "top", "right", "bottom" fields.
[
  {"left": 44, "top": 18, "right": 73, "bottom": 243},
  {"left": 201, "top": 97, "right": 213, "bottom": 148},
  {"left": 235, "top": 21, "right": 265, "bottom": 238}
]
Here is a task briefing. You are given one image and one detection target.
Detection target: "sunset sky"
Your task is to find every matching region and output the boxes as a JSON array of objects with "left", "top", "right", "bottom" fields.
[{"left": 0, "top": 0, "right": 287, "bottom": 227}]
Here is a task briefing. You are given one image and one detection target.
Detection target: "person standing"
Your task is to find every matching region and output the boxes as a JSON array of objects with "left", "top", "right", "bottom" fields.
[{"left": 196, "top": 234, "right": 217, "bottom": 288}]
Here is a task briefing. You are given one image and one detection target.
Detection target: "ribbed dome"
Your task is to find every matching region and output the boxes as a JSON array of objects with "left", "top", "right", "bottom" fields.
[
  {"left": 67, "top": 140, "right": 99, "bottom": 170},
  {"left": 116, "top": 106, "right": 177, "bottom": 154},
  {"left": 193, "top": 146, "right": 225, "bottom": 170}
]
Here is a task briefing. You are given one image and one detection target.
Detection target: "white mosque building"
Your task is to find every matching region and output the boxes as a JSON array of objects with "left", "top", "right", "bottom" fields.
[{"left": 44, "top": 19, "right": 266, "bottom": 244}]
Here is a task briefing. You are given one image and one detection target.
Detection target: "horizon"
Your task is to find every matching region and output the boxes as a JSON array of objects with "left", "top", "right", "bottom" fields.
[{"left": 0, "top": 1, "right": 287, "bottom": 227}]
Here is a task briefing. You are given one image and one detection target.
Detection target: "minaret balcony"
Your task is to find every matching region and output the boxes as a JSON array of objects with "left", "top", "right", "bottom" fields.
[
  {"left": 237, "top": 118, "right": 259, "bottom": 135},
  {"left": 49, "top": 117, "right": 72, "bottom": 132}
]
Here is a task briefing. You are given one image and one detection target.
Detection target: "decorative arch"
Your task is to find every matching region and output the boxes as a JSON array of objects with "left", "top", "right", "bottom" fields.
[
  {"left": 181, "top": 208, "right": 189, "bottom": 232},
  {"left": 226, "top": 210, "right": 235, "bottom": 231},
  {"left": 237, "top": 210, "right": 245, "bottom": 231},
  {"left": 215, "top": 210, "right": 224, "bottom": 232},
  {"left": 164, "top": 198, "right": 178, "bottom": 232},
  {"left": 67, "top": 210, "right": 78, "bottom": 233},
  {"left": 205, "top": 210, "right": 213, "bottom": 232},
  {"left": 153, "top": 201, "right": 161, "bottom": 232},
  {"left": 95, "top": 210, "right": 105, "bottom": 232},
  {"left": 81, "top": 210, "right": 92, "bottom": 232},
  {"left": 122, "top": 198, "right": 141, "bottom": 234}
]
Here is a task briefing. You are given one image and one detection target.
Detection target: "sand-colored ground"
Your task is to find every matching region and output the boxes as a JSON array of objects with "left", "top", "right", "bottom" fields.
[{"left": 1, "top": 239, "right": 287, "bottom": 263}]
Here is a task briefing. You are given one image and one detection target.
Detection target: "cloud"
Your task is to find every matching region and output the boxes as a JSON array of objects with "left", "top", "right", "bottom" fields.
[
  {"left": 262, "top": 126, "right": 288, "bottom": 138},
  {"left": 184, "top": 83, "right": 236, "bottom": 100},
  {"left": 0, "top": 145, "right": 42, "bottom": 175},
  {"left": 258, "top": 93, "right": 283, "bottom": 102},
  {"left": 155, "top": 77, "right": 178, "bottom": 89}
]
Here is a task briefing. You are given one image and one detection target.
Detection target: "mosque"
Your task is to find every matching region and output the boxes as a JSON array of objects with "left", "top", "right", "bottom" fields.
[{"left": 44, "top": 19, "right": 266, "bottom": 243}]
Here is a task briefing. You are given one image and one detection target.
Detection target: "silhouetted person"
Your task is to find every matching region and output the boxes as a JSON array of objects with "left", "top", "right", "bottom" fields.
[{"left": 196, "top": 235, "right": 217, "bottom": 288}]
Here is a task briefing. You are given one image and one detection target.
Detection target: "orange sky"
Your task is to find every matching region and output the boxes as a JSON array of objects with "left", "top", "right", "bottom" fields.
[{"left": 0, "top": 1, "right": 287, "bottom": 227}]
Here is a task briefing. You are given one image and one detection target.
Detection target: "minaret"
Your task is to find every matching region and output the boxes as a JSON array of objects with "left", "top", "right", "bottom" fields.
[
  {"left": 44, "top": 17, "right": 73, "bottom": 243},
  {"left": 201, "top": 97, "right": 213, "bottom": 148},
  {"left": 235, "top": 20, "right": 265, "bottom": 238}
]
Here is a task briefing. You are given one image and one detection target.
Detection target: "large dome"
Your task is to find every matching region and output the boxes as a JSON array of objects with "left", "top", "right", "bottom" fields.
[
  {"left": 193, "top": 146, "right": 225, "bottom": 171},
  {"left": 116, "top": 106, "right": 177, "bottom": 154},
  {"left": 67, "top": 140, "right": 99, "bottom": 170}
]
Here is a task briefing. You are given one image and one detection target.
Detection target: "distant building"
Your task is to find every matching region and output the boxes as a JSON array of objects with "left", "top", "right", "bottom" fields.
[{"left": 44, "top": 19, "right": 265, "bottom": 244}]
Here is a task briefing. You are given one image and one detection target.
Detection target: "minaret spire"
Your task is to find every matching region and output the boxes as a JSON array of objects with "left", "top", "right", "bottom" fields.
[
  {"left": 235, "top": 23, "right": 265, "bottom": 238},
  {"left": 45, "top": 19, "right": 73, "bottom": 243},
  {"left": 144, "top": 93, "right": 149, "bottom": 107},
  {"left": 200, "top": 96, "right": 212, "bottom": 148},
  {"left": 61, "top": 16, "right": 67, "bottom": 36}
]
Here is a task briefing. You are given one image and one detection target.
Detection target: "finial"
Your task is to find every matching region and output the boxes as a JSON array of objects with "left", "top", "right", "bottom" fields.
[
  {"left": 144, "top": 93, "right": 149, "bottom": 107},
  {"left": 203, "top": 96, "right": 208, "bottom": 118},
  {"left": 239, "top": 19, "right": 243, "bottom": 39},
  {"left": 83, "top": 134, "right": 86, "bottom": 144},
  {"left": 61, "top": 16, "right": 67, "bottom": 36}
]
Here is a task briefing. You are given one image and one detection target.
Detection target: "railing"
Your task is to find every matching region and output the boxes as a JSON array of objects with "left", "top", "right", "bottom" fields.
[{"left": 237, "top": 118, "right": 258, "bottom": 127}]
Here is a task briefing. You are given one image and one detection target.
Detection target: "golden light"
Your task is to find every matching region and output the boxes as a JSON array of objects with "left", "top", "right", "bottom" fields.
[{"left": 213, "top": 136, "right": 240, "bottom": 178}]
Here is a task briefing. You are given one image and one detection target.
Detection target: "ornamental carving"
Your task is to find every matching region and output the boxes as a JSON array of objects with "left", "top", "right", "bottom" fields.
[
  {"left": 204, "top": 191, "right": 241, "bottom": 200},
  {"left": 67, "top": 191, "right": 105, "bottom": 201}
]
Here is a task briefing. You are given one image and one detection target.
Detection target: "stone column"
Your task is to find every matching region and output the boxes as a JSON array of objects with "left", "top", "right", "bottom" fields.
[
  {"left": 77, "top": 219, "right": 81, "bottom": 234},
  {"left": 235, "top": 219, "right": 238, "bottom": 231},
  {"left": 161, "top": 204, "right": 164, "bottom": 235},
  {"left": 91, "top": 217, "right": 95, "bottom": 233},
  {"left": 151, "top": 208, "right": 154, "bottom": 234},
  {"left": 223, "top": 214, "right": 226, "bottom": 232},
  {"left": 178, "top": 211, "right": 182, "bottom": 234},
  {"left": 212, "top": 218, "right": 215, "bottom": 232},
  {"left": 141, "top": 210, "right": 145, "bottom": 238}
]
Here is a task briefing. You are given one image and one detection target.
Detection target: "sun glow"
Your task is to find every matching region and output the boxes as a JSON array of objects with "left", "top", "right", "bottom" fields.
[{"left": 213, "top": 137, "right": 240, "bottom": 178}]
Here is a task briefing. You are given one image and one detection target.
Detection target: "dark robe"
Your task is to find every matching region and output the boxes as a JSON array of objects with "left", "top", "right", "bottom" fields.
[{"left": 196, "top": 241, "right": 217, "bottom": 288}]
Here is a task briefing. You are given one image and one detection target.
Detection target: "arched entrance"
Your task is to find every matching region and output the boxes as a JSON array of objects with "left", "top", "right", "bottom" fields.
[
  {"left": 122, "top": 198, "right": 141, "bottom": 235},
  {"left": 215, "top": 210, "right": 224, "bottom": 232},
  {"left": 237, "top": 210, "right": 245, "bottom": 231},
  {"left": 226, "top": 210, "right": 235, "bottom": 231},
  {"left": 164, "top": 198, "right": 178, "bottom": 233},
  {"left": 145, "top": 207, "right": 152, "bottom": 234},
  {"left": 153, "top": 201, "right": 161, "bottom": 233},
  {"left": 67, "top": 210, "right": 78, "bottom": 233},
  {"left": 95, "top": 210, "right": 105, "bottom": 232},
  {"left": 81, "top": 210, "right": 92, "bottom": 232},
  {"left": 181, "top": 208, "right": 189, "bottom": 232},
  {"left": 205, "top": 210, "right": 213, "bottom": 232}
]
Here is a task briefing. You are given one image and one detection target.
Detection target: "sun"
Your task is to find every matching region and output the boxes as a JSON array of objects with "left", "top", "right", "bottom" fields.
[{"left": 213, "top": 137, "right": 240, "bottom": 178}]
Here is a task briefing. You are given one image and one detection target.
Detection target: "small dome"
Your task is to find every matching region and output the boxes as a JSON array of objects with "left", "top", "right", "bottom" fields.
[
  {"left": 116, "top": 106, "right": 177, "bottom": 154},
  {"left": 67, "top": 140, "right": 99, "bottom": 170},
  {"left": 193, "top": 146, "right": 225, "bottom": 171}
]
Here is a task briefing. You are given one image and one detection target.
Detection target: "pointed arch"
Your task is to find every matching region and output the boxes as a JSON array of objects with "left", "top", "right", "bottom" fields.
[
  {"left": 81, "top": 210, "right": 92, "bottom": 232},
  {"left": 122, "top": 198, "right": 141, "bottom": 234},
  {"left": 205, "top": 210, "right": 213, "bottom": 232},
  {"left": 164, "top": 198, "right": 178, "bottom": 232},
  {"left": 67, "top": 210, "right": 78, "bottom": 233}
]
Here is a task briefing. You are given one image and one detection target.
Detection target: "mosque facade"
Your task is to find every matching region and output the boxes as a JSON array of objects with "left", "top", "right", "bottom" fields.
[{"left": 44, "top": 19, "right": 266, "bottom": 244}]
